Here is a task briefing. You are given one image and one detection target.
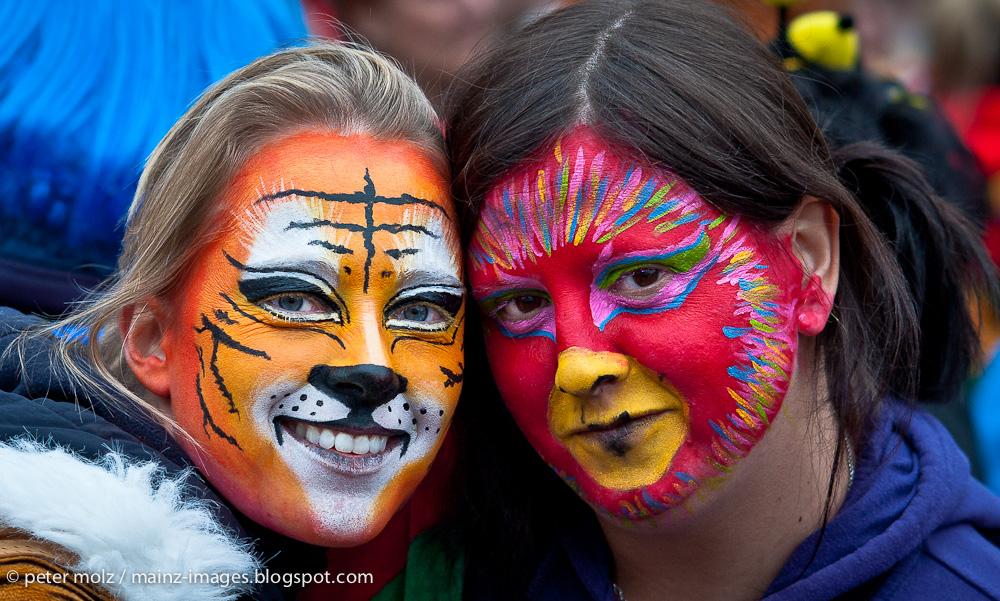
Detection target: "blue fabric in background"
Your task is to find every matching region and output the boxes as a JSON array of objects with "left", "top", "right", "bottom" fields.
[
  {"left": 0, "top": 0, "right": 308, "bottom": 313},
  {"left": 971, "top": 353, "right": 1000, "bottom": 495}
]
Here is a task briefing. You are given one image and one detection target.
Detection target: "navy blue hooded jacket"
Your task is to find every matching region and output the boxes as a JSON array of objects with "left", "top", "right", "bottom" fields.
[{"left": 525, "top": 404, "right": 1000, "bottom": 600}]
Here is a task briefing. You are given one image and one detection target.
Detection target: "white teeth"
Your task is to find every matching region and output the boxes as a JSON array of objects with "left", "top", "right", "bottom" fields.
[
  {"left": 290, "top": 422, "right": 390, "bottom": 455},
  {"left": 334, "top": 432, "right": 353, "bottom": 453},
  {"left": 319, "top": 429, "right": 335, "bottom": 450}
]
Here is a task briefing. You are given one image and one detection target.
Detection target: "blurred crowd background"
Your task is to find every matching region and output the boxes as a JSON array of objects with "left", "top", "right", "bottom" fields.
[{"left": 0, "top": 0, "right": 997, "bottom": 487}]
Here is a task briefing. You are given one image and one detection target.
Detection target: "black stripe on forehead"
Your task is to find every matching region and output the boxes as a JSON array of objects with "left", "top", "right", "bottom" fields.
[
  {"left": 253, "top": 170, "right": 450, "bottom": 219},
  {"left": 255, "top": 170, "right": 450, "bottom": 293}
]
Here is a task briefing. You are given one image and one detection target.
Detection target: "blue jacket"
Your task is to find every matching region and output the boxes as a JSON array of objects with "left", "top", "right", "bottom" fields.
[{"left": 526, "top": 403, "right": 1000, "bottom": 600}]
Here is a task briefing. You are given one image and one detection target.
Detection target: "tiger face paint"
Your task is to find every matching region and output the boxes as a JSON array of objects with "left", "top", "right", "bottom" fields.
[
  {"left": 468, "top": 128, "right": 810, "bottom": 524},
  {"left": 164, "top": 132, "right": 463, "bottom": 546}
]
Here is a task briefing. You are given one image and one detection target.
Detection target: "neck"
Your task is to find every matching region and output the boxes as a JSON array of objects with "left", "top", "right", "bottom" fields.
[{"left": 602, "top": 388, "right": 851, "bottom": 601}]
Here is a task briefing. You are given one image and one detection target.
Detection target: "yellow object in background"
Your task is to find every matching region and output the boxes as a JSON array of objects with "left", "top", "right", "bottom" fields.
[{"left": 787, "top": 11, "right": 859, "bottom": 70}]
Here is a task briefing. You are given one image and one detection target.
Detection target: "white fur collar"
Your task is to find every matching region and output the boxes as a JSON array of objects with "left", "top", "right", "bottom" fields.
[{"left": 0, "top": 439, "right": 259, "bottom": 601}]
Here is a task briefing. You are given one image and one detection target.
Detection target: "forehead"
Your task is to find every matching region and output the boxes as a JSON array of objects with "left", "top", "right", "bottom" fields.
[
  {"left": 217, "top": 131, "right": 459, "bottom": 278},
  {"left": 223, "top": 131, "right": 454, "bottom": 213},
  {"left": 469, "top": 129, "right": 715, "bottom": 274}
]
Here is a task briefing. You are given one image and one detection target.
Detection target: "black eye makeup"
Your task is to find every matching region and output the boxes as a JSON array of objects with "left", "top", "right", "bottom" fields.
[
  {"left": 384, "top": 286, "right": 465, "bottom": 332},
  {"left": 239, "top": 275, "right": 344, "bottom": 323}
]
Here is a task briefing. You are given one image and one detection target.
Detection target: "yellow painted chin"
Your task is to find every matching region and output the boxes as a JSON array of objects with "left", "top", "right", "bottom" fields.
[{"left": 548, "top": 351, "right": 689, "bottom": 491}]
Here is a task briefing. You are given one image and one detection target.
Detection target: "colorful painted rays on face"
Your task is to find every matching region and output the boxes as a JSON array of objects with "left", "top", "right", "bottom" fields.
[
  {"left": 468, "top": 130, "right": 805, "bottom": 524},
  {"left": 166, "top": 132, "right": 464, "bottom": 546}
]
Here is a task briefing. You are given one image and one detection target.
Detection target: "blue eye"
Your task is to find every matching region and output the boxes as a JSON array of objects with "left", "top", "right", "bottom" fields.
[
  {"left": 384, "top": 286, "right": 463, "bottom": 332},
  {"left": 261, "top": 293, "right": 341, "bottom": 323},
  {"left": 276, "top": 296, "right": 305, "bottom": 311}
]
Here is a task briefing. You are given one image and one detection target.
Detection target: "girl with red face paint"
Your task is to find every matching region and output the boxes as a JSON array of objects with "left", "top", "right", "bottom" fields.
[
  {"left": 445, "top": 1, "right": 1000, "bottom": 600},
  {"left": 0, "top": 45, "right": 466, "bottom": 601}
]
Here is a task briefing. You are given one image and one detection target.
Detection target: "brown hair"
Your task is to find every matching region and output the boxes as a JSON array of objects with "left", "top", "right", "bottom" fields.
[
  {"left": 21, "top": 42, "right": 444, "bottom": 435},
  {"left": 445, "top": 0, "right": 996, "bottom": 587},
  {"left": 448, "top": 0, "right": 992, "bottom": 443}
]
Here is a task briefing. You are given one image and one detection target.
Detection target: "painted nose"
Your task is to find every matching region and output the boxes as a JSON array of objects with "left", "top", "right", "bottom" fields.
[
  {"left": 554, "top": 347, "right": 630, "bottom": 396},
  {"left": 308, "top": 364, "right": 408, "bottom": 412}
]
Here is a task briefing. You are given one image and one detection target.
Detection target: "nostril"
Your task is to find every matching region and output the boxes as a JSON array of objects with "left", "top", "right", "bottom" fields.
[
  {"left": 308, "top": 364, "right": 408, "bottom": 410},
  {"left": 590, "top": 374, "right": 617, "bottom": 393},
  {"left": 334, "top": 382, "right": 365, "bottom": 396}
]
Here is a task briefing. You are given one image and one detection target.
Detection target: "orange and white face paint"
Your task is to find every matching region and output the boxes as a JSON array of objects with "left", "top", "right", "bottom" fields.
[{"left": 163, "top": 132, "right": 464, "bottom": 546}]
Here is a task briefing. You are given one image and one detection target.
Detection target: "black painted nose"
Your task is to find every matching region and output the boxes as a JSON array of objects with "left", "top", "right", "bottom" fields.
[{"left": 308, "top": 364, "right": 408, "bottom": 412}]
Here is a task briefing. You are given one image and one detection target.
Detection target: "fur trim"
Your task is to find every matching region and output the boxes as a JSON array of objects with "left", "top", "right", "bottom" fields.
[{"left": 0, "top": 439, "right": 259, "bottom": 601}]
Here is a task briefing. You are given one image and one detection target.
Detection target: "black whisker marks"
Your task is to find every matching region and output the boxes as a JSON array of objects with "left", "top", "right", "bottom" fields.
[
  {"left": 194, "top": 314, "right": 271, "bottom": 359},
  {"left": 385, "top": 248, "right": 420, "bottom": 259},
  {"left": 442, "top": 362, "right": 465, "bottom": 388},
  {"left": 391, "top": 313, "right": 464, "bottom": 353},
  {"left": 195, "top": 345, "right": 242, "bottom": 451},
  {"left": 308, "top": 240, "right": 354, "bottom": 254},
  {"left": 214, "top": 309, "right": 237, "bottom": 325},
  {"left": 219, "top": 293, "right": 347, "bottom": 349}
]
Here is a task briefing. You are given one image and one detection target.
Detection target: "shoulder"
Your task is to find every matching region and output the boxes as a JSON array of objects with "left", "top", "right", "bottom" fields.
[
  {"left": 0, "top": 440, "right": 259, "bottom": 601},
  {"left": 874, "top": 523, "right": 1000, "bottom": 600}
]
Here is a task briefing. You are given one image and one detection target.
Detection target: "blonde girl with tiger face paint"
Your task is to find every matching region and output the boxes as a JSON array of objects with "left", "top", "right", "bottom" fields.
[
  {"left": 35, "top": 45, "right": 464, "bottom": 550},
  {"left": 126, "top": 131, "right": 464, "bottom": 546}
]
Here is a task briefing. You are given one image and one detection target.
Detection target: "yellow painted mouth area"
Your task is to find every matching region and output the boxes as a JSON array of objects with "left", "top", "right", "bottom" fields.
[{"left": 548, "top": 348, "right": 689, "bottom": 491}]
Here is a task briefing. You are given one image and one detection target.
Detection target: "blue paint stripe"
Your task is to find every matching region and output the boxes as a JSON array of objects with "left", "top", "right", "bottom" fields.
[
  {"left": 727, "top": 365, "right": 755, "bottom": 382},
  {"left": 647, "top": 197, "right": 682, "bottom": 221},
  {"left": 613, "top": 179, "right": 657, "bottom": 226},
  {"left": 710, "top": 420, "right": 734, "bottom": 444},
  {"left": 568, "top": 187, "right": 583, "bottom": 242},
  {"left": 498, "top": 323, "right": 555, "bottom": 342},
  {"left": 595, "top": 176, "right": 610, "bottom": 216},
  {"left": 673, "top": 212, "right": 701, "bottom": 226},
  {"left": 593, "top": 231, "right": 707, "bottom": 284},
  {"left": 642, "top": 489, "right": 669, "bottom": 510},
  {"left": 503, "top": 189, "right": 515, "bottom": 219},
  {"left": 723, "top": 326, "right": 752, "bottom": 338},
  {"left": 596, "top": 257, "right": 713, "bottom": 329},
  {"left": 470, "top": 247, "right": 494, "bottom": 266}
]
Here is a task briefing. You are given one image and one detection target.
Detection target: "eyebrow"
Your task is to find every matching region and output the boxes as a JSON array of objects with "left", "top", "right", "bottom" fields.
[
  {"left": 394, "top": 269, "right": 463, "bottom": 291},
  {"left": 223, "top": 250, "right": 339, "bottom": 291}
]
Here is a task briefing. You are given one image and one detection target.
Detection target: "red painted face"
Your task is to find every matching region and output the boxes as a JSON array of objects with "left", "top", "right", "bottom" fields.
[{"left": 468, "top": 129, "right": 811, "bottom": 523}]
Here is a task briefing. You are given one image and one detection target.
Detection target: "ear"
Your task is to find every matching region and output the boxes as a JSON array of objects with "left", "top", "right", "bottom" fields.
[
  {"left": 785, "top": 196, "right": 840, "bottom": 336},
  {"left": 120, "top": 298, "right": 173, "bottom": 400}
]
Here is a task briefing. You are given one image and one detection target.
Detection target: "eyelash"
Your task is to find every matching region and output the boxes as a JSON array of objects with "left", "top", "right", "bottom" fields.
[
  {"left": 384, "top": 289, "right": 464, "bottom": 332},
  {"left": 480, "top": 291, "right": 556, "bottom": 339},
  {"left": 260, "top": 292, "right": 343, "bottom": 324}
]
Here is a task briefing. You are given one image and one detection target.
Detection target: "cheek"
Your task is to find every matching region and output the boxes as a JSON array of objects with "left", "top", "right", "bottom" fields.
[
  {"left": 609, "top": 293, "right": 739, "bottom": 404},
  {"left": 483, "top": 325, "right": 557, "bottom": 438},
  {"left": 398, "top": 341, "right": 465, "bottom": 415}
]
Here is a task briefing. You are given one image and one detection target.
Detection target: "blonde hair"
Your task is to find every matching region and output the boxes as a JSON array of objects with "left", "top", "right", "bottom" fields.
[{"left": 21, "top": 42, "right": 445, "bottom": 436}]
